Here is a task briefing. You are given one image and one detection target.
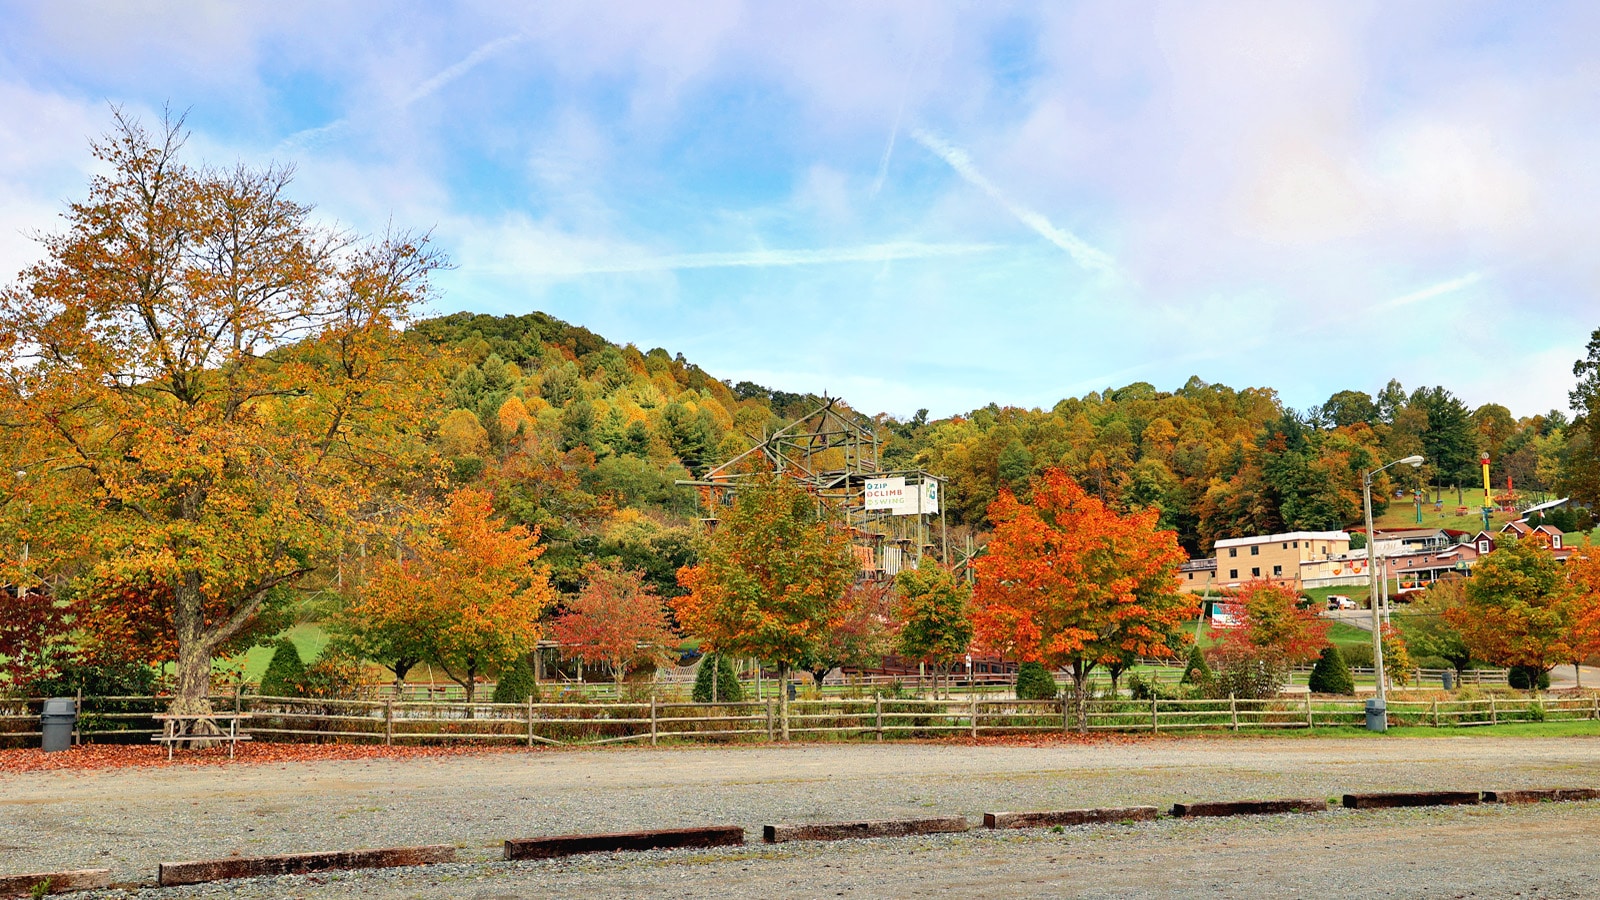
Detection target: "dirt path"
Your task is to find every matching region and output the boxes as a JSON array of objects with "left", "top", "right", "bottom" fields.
[{"left": 3, "top": 734, "right": 1598, "bottom": 895}]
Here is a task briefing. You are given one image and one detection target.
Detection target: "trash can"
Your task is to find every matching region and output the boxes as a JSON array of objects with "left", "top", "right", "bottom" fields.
[
  {"left": 41, "top": 697, "right": 77, "bottom": 752},
  {"left": 1364, "top": 698, "right": 1387, "bottom": 733},
  {"left": 786, "top": 682, "right": 798, "bottom": 702},
  {"left": 1441, "top": 669, "right": 1455, "bottom": 691}
]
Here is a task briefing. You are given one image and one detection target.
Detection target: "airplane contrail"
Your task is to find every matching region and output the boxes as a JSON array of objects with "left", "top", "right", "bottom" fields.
[
  {"left": 282, "top": 32, "right": 527, "bottom": 149},
  {"left": 912, "top": 128, "right": 1116, "bottom": 277}
]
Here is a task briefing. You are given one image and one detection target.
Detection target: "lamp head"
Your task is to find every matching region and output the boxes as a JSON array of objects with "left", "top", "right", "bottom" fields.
[{"left": 1401, "top": 455, "right": 1424, "bottom": 468}]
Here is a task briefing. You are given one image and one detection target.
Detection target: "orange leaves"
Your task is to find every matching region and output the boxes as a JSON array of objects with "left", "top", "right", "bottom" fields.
[
  {"left": 972, "top": 469, "right": 1192, "bottom": 672},
  {"left": 346, "top": 489, "right": 554, "bottom": 698}
]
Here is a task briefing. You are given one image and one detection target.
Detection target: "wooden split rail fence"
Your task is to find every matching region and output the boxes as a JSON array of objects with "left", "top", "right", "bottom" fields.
[{"left": 3, "top": 691, "right": 1595, "bottom": 748}]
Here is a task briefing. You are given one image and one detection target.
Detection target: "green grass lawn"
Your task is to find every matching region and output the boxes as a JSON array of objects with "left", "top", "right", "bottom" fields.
[{"left": 222, "top": 622, "right": 330, "bottom": 682}]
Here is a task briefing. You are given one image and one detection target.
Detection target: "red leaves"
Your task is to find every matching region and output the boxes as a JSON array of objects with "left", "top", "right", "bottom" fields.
[
  {"left": 551, "top": 561, "right": 675, "bottom": 681},
  {"left": 1215, "top": 581, "right": 1329, "bottom": 665}
]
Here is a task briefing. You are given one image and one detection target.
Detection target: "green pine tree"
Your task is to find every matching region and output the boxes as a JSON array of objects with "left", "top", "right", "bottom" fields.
[
  {"left": 1015, "top": 661, "right": 1058, "bottom": 700},
  {"left": 691, "top": 653, "right": 743, "bottom": 703},
  {"left": 492, "top": 656, "right": 542, "bottom": 704},
  {"left": 1307, "top": 646, "right": 1354, "bottom": 695},
  {"left": 258, "top": 638, "right": 306, "bottom": 697},
  {"left": 1179, "top": 644, "right": 1213, "bottom": 687}
]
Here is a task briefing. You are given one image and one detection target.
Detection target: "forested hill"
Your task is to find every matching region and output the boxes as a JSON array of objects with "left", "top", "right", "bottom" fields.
[{"left": 409, "top": 311, "right": 1598, "bottom": 575}]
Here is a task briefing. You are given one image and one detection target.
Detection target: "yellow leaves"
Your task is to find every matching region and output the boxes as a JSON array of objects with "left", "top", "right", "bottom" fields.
[
  {"left": 439, "top": 408, "right": 489, "bottom": 456},
  {"left": 496, "top": 395, "right": 532, "bottom": 438}
]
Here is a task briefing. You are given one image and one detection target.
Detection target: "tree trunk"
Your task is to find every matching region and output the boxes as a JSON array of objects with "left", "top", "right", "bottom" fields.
[
  {"left": 170, "top": 574, "right": 214, "bottom": 717},
  {"left": 464, "top": 659, "right": 477, "bottom": 706},
  {"left": 778, "top": 662, "right": 790, "bottom": 741},
  {"left": 1073, "top": 664, "right": 1091, "bottom": 734}
]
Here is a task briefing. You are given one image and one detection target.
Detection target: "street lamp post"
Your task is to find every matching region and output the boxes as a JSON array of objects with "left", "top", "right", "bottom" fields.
[{"left": 1362, "top": 454, "right": 1424, "bottom": 732}]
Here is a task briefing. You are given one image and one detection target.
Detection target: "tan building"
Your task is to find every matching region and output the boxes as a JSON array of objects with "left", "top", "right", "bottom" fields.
[{"left": 1212, "top": 531, "right": 1351, "bottom": 589}]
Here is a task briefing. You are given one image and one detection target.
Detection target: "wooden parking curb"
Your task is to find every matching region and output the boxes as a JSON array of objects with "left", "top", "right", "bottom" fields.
[
  {"left": 1483, "top": 788, "right": 1600, "bottom": 804},
  {"left": 0, "top": 869, "right": 111, "bottom": 897},
  {"left": 503, "top": 826, "right": 744, "bottom": 860},
  {"left": 1341, "top": 791, "right": 1480, "bottom": 810},
  {"left": 984, "top": 807, "right": 1158, "bottom": 829},
  {"left": 157, "top": 846, "right": 456, "bottom": 887},
  {"left": 763, "top": 816, "right": 969, "bottom": 843},
  {"left": 1171, "top": 799, "right": 1327, "bottom": 818}
]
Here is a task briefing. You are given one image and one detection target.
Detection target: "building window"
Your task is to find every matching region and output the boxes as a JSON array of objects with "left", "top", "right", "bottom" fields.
[
  {"left": 1187, "top": 572, "right": 1193, "bottom": 580},
  {"left": 1250, "top": 546, "right": 1259, "bottom": 556},
  {"left": 1229, "top": 569, "right": 1238, "bottom": 579},
  {"left": 1293, "top": 541, "right": 1299, "bottom": 548},
  {"left": 1229, "top": 548, "right": 1237, "bottom": 557},
  {"left": 1273, "top": 565, "right": 1282, "bottom": 576},
  {"left": 1282, "top": 542, "right": 1288, "bottom": 549},
  {"left": 1251, "top": 567, "right": 1260, "bottom": 577}
]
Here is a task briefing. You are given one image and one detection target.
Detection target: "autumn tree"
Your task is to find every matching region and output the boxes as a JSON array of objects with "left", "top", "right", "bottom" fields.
[
  {"left": 1403, "top": 578, "right": 1473, "bottom": 673},
  {"left": 972, "top": 468, "right": 1192, "bottom": 730},
  {"left": 0, "top": 590, "right": 72, "bottom": 689},
  {"left": 1445, "top": 537, "right": 1573, "bottom": 685},
  {"left": 1216, "top": 581, "right": 1330, "bottom": 664},
  {"left": 893, "top": 563, "right": 973, "bottom": 698},
  {"left": 800, "top": 578, "right": 894, "bottom": 687},
  {"left": 0, "top": 112, "right": 442, "bottom": 713},
  {"left": 1562, "top": 542, "right": 1600, "bottom": 682},
  {"left": 673, "top": 471, "right": 855, "bottom": 720},
  {"left": 551, "top": 560, "right": 676, "bottom": 682},
  {"left": 344, "top": 489, "right": 554, "bottom": 702}
]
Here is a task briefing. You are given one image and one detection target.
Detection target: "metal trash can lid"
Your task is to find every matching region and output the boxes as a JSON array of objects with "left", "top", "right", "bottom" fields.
[{"left": 42, "top": 697, "right": 77, "bottom": 716}]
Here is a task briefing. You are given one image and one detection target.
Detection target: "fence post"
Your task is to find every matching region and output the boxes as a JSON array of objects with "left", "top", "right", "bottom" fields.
[
  {"left": 384, "top": 699, "right": 393, "bottom": 747},
  {"left": 1592, "top": 694, "right": 1598, "bottom": 721},
  {"left": 75, "top": 687, "right": 82, "bottom": 746},
  {"left": 1305, "top": 692, "right": 1313, "bottom": 729},
  {"left": 1061, "top": 694, "right": 1070, "bottom": 733},
  {"left": 650, "top": 695, "right": 658, "bottom": 747},
  {"left": 781, "top": 687, "right": 790, "bottom": 742},
  {"left": 970, "top": 692, "right": 979, "bottom": 738},
  {"left": 1229, "top": 694, "right": 1238, "bottom": 731},
  {"left": 1432, "top": 697, "right": 1439, "bottom": 728},
  {"left": 766, "top": 699, "right": 775, "bottom": 742},
  {"left": 1150, "top": 695, "right": 1158, "bottom": 734},
  {"left": 875, "top": 693, "right": 883, "bottom": 742},
  {"left": 1490, "top": 694, "right": 1497, "bottom": 725}
]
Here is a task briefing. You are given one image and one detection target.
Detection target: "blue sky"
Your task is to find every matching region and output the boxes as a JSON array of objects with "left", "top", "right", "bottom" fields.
[{"left": 2, "top": 1, "right": 1596, "bottom": 419}]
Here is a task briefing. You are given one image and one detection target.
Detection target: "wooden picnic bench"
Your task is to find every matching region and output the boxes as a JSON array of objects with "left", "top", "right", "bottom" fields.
[{"left": 151, "top": 713, "right": 253, "bottom": 760}]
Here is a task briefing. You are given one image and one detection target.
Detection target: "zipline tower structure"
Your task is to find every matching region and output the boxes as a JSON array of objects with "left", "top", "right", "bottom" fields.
[{"left": 679, "top": 396, "right": 948, "bottom": 577}]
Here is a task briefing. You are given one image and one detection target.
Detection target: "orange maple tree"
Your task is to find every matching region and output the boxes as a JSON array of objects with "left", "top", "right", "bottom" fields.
[
  {"left": 972, "top": 468, "right": 1192, "bottom": 730},
  {"left": 1561, "top": 541, "right": 1600, "bottom": 675},
  {"left": 343, "top": 489, "right": 554, "bottom": 702},
  {"left": 551, "top": 561, "right": 676, "bottom": 682}
]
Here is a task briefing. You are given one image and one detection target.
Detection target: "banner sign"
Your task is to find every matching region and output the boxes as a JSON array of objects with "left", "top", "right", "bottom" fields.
[{"left": 864, "top": 478, "right": 939, "bottom": 516}]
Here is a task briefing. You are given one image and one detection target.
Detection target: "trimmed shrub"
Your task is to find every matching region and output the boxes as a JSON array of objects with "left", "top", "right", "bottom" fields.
[
  {"left": 1412, "top": 655, "right": 1453, "bottom": 671},
  {"left": 1508, "top": 666, "right": 1551, "bottom": 691},
  {"left": 492, "top": 657, "right": 542, "bottom": 704},
  {"left": 1015, "top": 661, "right": 1058, "bottom": 700},
  {"left": 1307, "top": 646, "right": 1354, "bottom": 695},
  {"left": 1179, "top": 645, "right": 1212, "bottom": 687},
  {"left": 298, "top": 649, "right": 365, "bottom": 699},
  {"left": 1213, "top": 652, "right": 1288, "bottom": 700},
  {"left": 691, "top": 653, "right": 743, "bottom": 703},
  {"left": 258, "top": 638, "right": 306, "bottom": 697}
]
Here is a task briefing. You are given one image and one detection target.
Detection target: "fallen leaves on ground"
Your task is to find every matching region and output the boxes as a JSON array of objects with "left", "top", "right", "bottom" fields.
[{"left": 0, "top": 741, "right": 528, "bottom": 775}]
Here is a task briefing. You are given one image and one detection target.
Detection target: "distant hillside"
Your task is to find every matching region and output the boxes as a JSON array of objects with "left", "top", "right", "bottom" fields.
[{"left": 406, "top": 311, "right": 1592, "bottom": 573}]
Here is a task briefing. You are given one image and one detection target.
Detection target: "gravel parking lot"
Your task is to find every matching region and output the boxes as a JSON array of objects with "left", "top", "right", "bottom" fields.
[{"left": 5, "top": 734, "right": 1599, "bottom": 898}]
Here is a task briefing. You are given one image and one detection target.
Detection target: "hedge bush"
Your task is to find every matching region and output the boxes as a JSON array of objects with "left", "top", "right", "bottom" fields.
[{"left": 1015, "top": 661, "right": 1058, "bottom": 700}]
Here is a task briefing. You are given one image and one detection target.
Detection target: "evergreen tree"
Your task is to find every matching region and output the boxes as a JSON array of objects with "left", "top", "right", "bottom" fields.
[
  {"left": 691, "top": 653, "right": 744, "bottom": 703},
  {"left": 492, "top": 656, "right": 542, "bottom": 704},
  {"left": 1179, "top": 644, "right": 1213, "bottom": 687},
  {"left": 1307, "top": 646, "right": 1354, "bottom": 695},
  {"left": 258, "top": 639, "right": 306, "bottom": 697}
]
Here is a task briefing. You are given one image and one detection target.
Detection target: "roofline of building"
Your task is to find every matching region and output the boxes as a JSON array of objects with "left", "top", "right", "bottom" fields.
[{"left": 1214, "top": 531, "right": 1350, "bottom": 549}]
